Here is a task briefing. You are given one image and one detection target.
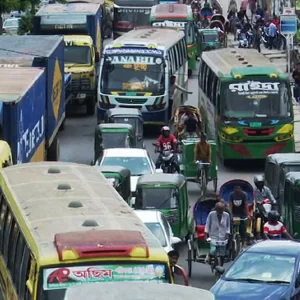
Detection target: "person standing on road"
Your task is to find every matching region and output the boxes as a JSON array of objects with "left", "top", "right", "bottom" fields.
[
  {"left": 253, "top": 25, "right": 261, "bottom": 52},
  {"left": 268, "top": 20, "right": 277, "bottom": 49},
  {"left": 205, "top": 202, "right": 231, "bottom": 267},
  {"left": 238, "top": 0, "right": 249, "bottom": 23},
  {"left": 293, "top": 63, "right": 300, "bottom": 103}
]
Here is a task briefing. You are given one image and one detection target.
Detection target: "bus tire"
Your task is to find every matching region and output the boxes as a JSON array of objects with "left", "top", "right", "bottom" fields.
[
  {"left": 188, "top": 69, "right": 193, "bottom": 77},
  {"left": 47, "top": 137, "right": 60, "bottom": 161}
]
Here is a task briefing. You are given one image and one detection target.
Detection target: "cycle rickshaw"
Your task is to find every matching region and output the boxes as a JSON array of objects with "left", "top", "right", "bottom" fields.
[
  {"left": 209, "top": 20, "right": 227, "bottom": 47},
  {"left": 219, "top": 179, "right": 255, "bottom": 259}
]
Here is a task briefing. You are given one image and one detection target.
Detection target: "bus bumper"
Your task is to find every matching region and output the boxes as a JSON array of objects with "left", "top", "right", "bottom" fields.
[{"left": 219, "top": 139, "right": 295, "bottom": 160}]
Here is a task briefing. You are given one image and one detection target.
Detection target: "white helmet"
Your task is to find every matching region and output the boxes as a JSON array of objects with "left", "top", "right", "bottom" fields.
[
  {"left": 161, "top": 126, "right": 170, "bottom": 133},
  {"left": 254, "top": 174, "right": 264, "bottom": 184}
]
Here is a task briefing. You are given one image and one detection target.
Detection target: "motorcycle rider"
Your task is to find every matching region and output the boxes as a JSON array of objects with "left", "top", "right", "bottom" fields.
[
  {"left": 263, "top": 210, "right": 293, "bottom": 240},
  {"left": 155, "top": 126, "right": 180, "bottom": 173},
  {"left": 253, "top": 175, "right": 276, "bottom": 205}
]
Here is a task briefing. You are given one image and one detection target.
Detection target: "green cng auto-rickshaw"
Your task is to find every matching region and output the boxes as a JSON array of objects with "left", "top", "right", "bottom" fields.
[
  {"left": 264, "top": 153, "right": 300, "bottom": 209},
  {"left": 198, "top": 29, "right": 221, "bottom": 55},
  {"left": 134, "top": 173, "right": 190, "bottom": 240},
  {"left": 98, "top": 165, "right": 131, "bottom": 204},
  {"left": 105, "top": 108, "right": 145, "bottom": 148},
  {"left": 282, "top": 171, "right": 300, "bottom": 235},
  {"left": 93, "top": 123, "right": 135, "bottom": 164}
]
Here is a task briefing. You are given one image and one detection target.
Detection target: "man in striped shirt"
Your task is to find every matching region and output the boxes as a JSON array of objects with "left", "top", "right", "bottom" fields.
[{"left": 263, "top": 211, "right": 293, "bottom": 240}]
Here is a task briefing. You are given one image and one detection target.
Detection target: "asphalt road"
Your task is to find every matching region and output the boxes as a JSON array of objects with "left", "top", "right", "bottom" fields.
[{"left": 59, "top": 66, "right": 265, "bottom": 291}]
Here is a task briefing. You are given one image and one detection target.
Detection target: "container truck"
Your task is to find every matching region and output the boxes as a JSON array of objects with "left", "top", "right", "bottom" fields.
[
  {"left": 33, "top": 2, "right": 102, "bottom": 116},
  {"left": 0, "top": 67, "right": 49, "bottom": 163},
  {"left": 0, "top": 35, "right": 67, "bottom": 161}
]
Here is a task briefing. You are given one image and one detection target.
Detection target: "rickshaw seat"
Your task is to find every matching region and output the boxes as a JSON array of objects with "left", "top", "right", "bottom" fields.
[{"left": 195, "top": 225, "right": 206, "bottom": 240}]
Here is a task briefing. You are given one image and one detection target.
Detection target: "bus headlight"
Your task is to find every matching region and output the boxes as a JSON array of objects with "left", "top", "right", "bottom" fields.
[
  {"left": 276, "top": 124, "right": 294, "bottom": 134},
  {"left": 274, "top": 134, "right": 293, "bottom": 142},
  {"left": 220, "top": 132, "right": 243, "bottom": 142},
  {"left": 222, "top": 127, "right": 239, "bottom": 135}
]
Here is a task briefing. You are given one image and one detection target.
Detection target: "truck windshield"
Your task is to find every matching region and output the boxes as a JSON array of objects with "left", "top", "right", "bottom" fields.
[
  {"left": 39, "top": 263, "right": 169, "bottom": 299},
  {"left": 136, "top": 187, "right": 178, "bottom": 209},
  {"left": 114, "top": 8, "right": 151, "bottom": 30},
  {"left": 101, "top": 54, "right": 165, "bottom": 95},
  {"left": 65, "top": 46, "right": 91, "bottom": 65},
  {"left": 223, "top": 80, "right": 291, "bottom": 119}
]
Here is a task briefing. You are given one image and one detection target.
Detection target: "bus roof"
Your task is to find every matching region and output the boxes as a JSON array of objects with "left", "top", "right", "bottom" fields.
[
  {"left": 64, "top": 282, "right": 215, "bottom": 299},
  {"left": 201, "top": 48, "right": 284, "bottom": 79},
  {"left": 0, "top": 162, "right": 165, "bottom": 263},
  {"left": 150, "top": 4, "right": 192, "bottom": 19},
  {"left": 106, "top": 27, "right": 184, "bottom": 51}
]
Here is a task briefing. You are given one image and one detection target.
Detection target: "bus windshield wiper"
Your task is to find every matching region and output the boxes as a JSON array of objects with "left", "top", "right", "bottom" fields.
[{"left": 231, "top": 278, "right": 266, "bottom": 283}]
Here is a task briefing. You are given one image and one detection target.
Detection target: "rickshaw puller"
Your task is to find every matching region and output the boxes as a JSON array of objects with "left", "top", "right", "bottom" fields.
[
  {"left": 263, "top": 211, "right": 293, "bottom": 240},
  {"left": 205, "top": 202, "right": 231, "bottom": 267},
  {"left": 229, "top": 184, "right": 248, "bottom": 248},
  {"left": 155, "top": 126, "right": 180, "bottom": 173},
  {"left": 193, "top": 132, "right": 211, "bottom": 182}
]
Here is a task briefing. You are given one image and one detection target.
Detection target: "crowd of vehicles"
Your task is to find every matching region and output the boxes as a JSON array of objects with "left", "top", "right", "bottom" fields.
[{"left": 1, "top": 0, "right": 300, "bottom": 298}]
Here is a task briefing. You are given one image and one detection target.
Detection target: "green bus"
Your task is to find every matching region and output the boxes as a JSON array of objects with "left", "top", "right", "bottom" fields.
[
  {"left": 198, "top": 48, "right": 294, "bottom": 165},
  {"left": 150, "top": 3, "right": 197, "bottom": 76}
]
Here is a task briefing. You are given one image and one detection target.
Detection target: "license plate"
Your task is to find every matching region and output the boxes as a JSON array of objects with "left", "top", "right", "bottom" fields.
[
  {"left": 250, "top": 122, "right": 262, "bottom": 127},
  {"left": 76, "top": 93, "right": 86, "bottom": 99}
]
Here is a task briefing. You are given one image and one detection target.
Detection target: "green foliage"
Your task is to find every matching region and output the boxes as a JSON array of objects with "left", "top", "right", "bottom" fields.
[{"left": 18, "top": 11, "right": 34, "bottom": 35}]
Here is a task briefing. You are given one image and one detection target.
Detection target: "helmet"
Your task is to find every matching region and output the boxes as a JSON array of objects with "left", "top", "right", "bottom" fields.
[
  {"left": 161, "top": 126, "right": 170, "bottom": 133},
  {"left": 254, "top": 174, "right": 264, "bottom": 184},
  {"left": 268, "top": 210, "right": 280, "bottom": 222}
]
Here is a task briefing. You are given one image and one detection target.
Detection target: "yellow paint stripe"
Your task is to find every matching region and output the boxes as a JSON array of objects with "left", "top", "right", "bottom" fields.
[{"left": 30, "top": 140, "right": 46, "bottom": 162}]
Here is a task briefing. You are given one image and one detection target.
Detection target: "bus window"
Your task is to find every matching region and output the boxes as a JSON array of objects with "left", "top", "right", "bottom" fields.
[
  {"left": 8, "top": 221, "right": 19, "bottom": 278},
  {"left": 3, "top": 210, "right": 12, "bottom": 260},
  {"left": 19, "top": 245, "right": 31, "bottom": 299},
  {"left": 14, "top": 233, "right": 25, "bottom": 291},
  {"left": 0, "top": 200, "right": 7, "bottom": 252}
]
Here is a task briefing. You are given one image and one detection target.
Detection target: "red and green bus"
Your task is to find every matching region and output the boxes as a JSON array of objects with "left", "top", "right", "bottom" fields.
[
  {"left": 198, "top": 48, "right": 294, "bottom": 165},
  {"left": 149, "top": 3, "right": 197, "bottom": 76}
]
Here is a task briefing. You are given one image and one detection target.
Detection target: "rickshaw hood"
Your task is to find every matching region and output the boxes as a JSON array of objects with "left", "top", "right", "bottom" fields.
[{"left": 211, "top": 279, "right": 291, "bottom": 299}]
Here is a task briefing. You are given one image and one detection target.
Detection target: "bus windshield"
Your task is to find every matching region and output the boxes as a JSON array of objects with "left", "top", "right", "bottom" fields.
[
  {"left": 114, "top": 8, "right": 151, "bottom": 30},
  {"left": 223, "top": 80, "right": 291, "bottom": 119},
  {"left": 39, "top": 263, "right": 169, "bottom": 300},
  {"left": 101, "top": 52, "right": 165, "bottom": 95}
]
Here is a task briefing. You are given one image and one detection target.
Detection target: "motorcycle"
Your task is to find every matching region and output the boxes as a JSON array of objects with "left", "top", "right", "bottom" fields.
[
  {"left": 237, "top": 31, "right": 249, "bottom": 48},
  {"left": 160, "top": 150, "right": 178, "bottom": 174}
]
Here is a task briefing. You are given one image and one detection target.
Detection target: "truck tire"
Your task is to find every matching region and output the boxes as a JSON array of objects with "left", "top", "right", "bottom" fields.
[
  {"left": 87, "top": 96, "right": 96, "bottom": 116},
  {"left": 47, "top": 137, "right": 60, "bottom": 161}
]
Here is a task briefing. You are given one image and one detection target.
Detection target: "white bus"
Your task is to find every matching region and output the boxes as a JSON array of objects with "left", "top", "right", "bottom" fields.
[{"left": 97, "top": 27, "right": 188, "bottom": 125}]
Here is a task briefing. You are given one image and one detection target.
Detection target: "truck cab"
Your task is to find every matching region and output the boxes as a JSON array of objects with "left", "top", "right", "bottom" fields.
[{"left": 64, "top": 35, "right": 99, "bottom": 115}]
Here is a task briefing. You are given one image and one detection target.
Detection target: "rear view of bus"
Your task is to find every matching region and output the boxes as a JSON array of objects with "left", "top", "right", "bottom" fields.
[
  {"left": 113, "top": 0, "right": 159, "bottom": 39},
  {"left": 0, "top": 163, "right": 172, "bottom": 300},
  {"left": 150, "top": 4, "right": 196, "bottom": 76},
  {"left": 98, "top": 27, "right": 188, "bottom": 124}
]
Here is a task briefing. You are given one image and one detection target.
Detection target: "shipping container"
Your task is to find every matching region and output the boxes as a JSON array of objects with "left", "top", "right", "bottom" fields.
[
  {"left": 0, "top": 67, "right": 46, "bottom": 164},
  {"left": 0, "top": 35, "right": 65, "bottom": 160},
  {"left": 33, "top": 3, "right": 102, "bottom": 54}
]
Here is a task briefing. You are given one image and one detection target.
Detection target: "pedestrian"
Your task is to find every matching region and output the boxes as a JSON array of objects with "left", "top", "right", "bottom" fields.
[
  {"left": 255, "top": 4, "right": 264, "bottom": 17},
  {"left": 268, "top": 20, "right": 277, "bottom": 49},
  {"left": 264, "top": 8, "right": 270, "bottom": 22},
  {"left": 292, "top": 63, "right": 300, "bottom": 103},
  {"left": 253, "top": 25, "right": 261, "bottom": 52},
  {"left": 248, "top": 0, "right": 257, "bottom": 22},
  {"left": 238, "top": 0, "right": 249, "bottom": 23},
  {"left": 205, "top": 202, "right": 231, "bottom": 267}
]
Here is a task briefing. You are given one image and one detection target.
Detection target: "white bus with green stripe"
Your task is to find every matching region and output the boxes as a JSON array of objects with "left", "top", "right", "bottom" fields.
[{"left": 97, "top": 27, "right": 188, "bottom": 125}]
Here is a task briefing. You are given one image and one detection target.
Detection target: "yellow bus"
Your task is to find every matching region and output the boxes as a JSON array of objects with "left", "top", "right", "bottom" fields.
[{"left": 0, "top": 162, "right": 173, "bottom": 300}]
